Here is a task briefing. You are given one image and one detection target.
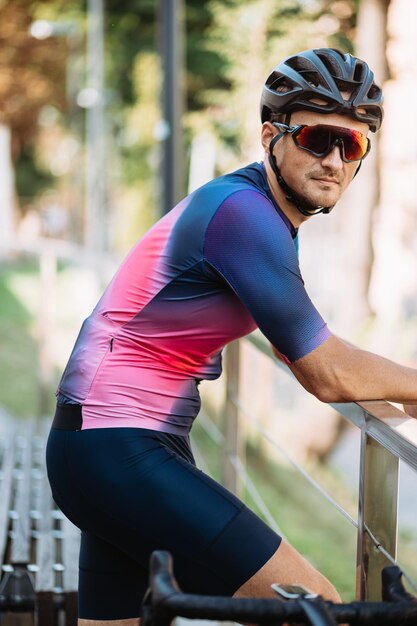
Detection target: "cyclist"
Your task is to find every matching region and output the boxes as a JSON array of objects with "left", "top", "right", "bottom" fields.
[{"left": 47, "top": 48, "right": 417, "bottom": 626}]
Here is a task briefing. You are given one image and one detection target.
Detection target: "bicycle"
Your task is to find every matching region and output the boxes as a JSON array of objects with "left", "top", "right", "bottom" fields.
[{"left": 141, "top": 550, "right": 417, "bottom": 626}]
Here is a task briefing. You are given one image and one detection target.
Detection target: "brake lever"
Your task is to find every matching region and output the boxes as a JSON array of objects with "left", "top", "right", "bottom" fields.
[
  {"left": 271, "top": 583, "right": 337, "bottom": 626},
  {"left": 271, "top": 583, "right": 319, "bottom": 601}
]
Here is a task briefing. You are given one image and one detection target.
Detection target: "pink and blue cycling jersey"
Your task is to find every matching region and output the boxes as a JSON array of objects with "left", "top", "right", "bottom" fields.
[{"left": 57, "top": 162, "right": 330, "bottom": 434}]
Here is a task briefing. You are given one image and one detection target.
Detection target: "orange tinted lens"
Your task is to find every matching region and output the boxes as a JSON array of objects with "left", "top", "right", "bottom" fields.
[
  {"left": 343, "top": 128, "right": 368, "bottom": 160},
  {"left": 296, "top": 126, "right": 331, "bottom": 154},
  {"left": 296, "top": 125, "right": 369, "bottom": 161}
]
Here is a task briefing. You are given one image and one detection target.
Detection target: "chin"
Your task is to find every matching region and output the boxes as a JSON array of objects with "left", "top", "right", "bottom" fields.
[
  {"left": 319, "top": 194, "right": 340, "bottom": 207},
  {"left": 302, "top": 194, "right": 338, "bottom": 209},
  {"left": 307, "top": 182, "right": 342, "bottom": 207},
  {"left": 311, "top": 187, "right": 342, "bottom": 205}
]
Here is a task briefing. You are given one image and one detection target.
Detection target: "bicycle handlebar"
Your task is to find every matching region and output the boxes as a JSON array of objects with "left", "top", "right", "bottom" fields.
[
  {"left": 382, "top": 566, "right": 417, "bottom": 604},
  {"left": 298, "top": 598, "right": 337, "bottom": 626},
  {"left": 141, "top": 551, "right": 417, "bottom": 626}
]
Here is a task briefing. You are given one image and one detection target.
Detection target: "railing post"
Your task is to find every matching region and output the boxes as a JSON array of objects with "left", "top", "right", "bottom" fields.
[
  {"left": 38, "top": 250, "right": 57, "bottom": 417},
  {"left": 356, "top": 430, "right": 399, "bottom": 600},
  {"left": 222, "top": 340, "right": 243, "bottom": 496}
]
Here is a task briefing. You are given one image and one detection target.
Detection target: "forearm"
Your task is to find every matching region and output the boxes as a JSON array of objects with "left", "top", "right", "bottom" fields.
[
  {"left": 290, "top": 335, "right": 417, "bottom": 404},
  {"left": 335, "top": 347, "right": 417, "bottom": 403}
]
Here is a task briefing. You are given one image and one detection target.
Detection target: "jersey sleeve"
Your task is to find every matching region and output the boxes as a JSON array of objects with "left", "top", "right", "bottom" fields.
[{"left": 203, "top": 189, "right": 331, "bottom": 363}]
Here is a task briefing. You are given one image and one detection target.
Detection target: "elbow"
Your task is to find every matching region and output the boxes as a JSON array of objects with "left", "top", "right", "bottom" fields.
[
  {"left": 313, "top": 386, "right": 349, "bottom": 404},
  {"left": 301, "top": 377, "right": 354, "bottom": 404},
  {"left": 290, "top": 338, "right": 362, "bottom": 404}
]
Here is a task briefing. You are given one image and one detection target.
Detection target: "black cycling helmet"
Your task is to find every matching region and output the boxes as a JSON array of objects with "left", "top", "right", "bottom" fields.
[{"left": 261, "top": 48, "right": 383, "bottom": 133}]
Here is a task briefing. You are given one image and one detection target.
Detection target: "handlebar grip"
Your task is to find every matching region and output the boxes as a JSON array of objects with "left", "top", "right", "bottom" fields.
[
  {"left": 141, "top": 552, "right": 182, "bottom": 626},
  {"left": 299, "top": 598, "right": 337, "bottom": 626},
  {"left": 382, "top": 566, "right": 417, "bottom": 603},
  {"left": 149, "top": 550, "right": 182, "bottom": 602}
]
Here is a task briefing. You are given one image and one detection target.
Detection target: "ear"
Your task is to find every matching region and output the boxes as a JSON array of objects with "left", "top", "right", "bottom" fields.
[{"left": 261, "top": 122, "right": 276, "bottom": 151}]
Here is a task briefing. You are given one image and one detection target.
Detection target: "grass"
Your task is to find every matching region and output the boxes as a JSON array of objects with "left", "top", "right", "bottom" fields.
[
  {"left": 0, "top": 259, "right": 41, "bottom": 418},
  {"left": 0, "top": 257, "right": 102, "bottom": 418}
]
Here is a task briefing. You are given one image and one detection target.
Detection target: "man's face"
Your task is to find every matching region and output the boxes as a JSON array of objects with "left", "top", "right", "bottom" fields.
[{"left": 271, "top": 110, "right": 370, "bottom": 210}]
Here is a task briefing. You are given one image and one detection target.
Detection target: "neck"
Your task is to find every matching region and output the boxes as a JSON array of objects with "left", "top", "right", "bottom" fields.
[{"left": 262, "top": 154, "right": 311, "bottom": 228}]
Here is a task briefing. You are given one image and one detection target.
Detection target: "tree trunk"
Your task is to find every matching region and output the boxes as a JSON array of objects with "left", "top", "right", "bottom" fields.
[
  {"left": 368, "top": 0, "right": 417, "bottom": 358},
  {"left": 0, "top": 124, "right": 15, "bottom": 257},
  {"left": 300, "top": 1, "right": 390, "bottom": 338},
  {"left": 339, "top": 0, "right": 389, "bottom": 328}
]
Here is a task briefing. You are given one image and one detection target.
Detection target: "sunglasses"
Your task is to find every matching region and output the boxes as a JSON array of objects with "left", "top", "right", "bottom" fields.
[{"left": 273, "top": 122, "right": 371, "bottom": 162}]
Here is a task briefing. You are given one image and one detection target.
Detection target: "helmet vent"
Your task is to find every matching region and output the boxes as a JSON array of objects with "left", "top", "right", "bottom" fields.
[
  {"left": 334, "top": 77, "right": 356, "bottom": 99},
  {"left": 270, "top": 76, "right": 297, "bottom": 93},
  {"left": 286, "top": 56, "right": 317, "bottom": 73},
  {"left": 353, "top": 62, "right": 365, "bottom": 82},
  {"left": 315, "top": 51, "right": 342, "bottom": 78},
  {"left": 299, "top": 71, "right": 320, "bottom": 88},
  {"left": 367, "top": 83, "right": 381, "bottom": 100}
]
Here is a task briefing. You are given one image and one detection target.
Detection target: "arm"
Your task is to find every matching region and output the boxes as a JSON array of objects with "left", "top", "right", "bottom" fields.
[
  {"left": 204, "top": 190, "right": 331, "bottom": 364},
  {"left": 204, "top": 191, "right": 417, "bottom": 413},
  {"left": 289, "top": 333, "right": 417, "bottom": 406}
]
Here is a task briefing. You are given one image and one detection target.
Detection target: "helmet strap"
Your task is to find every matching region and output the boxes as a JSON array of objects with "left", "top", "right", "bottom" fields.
[
  {"left": 353, "top": 160, "right": 362, "bottom": 178},
  {"left": 268, "top": 131, "right": 335, "bottom": 217}
]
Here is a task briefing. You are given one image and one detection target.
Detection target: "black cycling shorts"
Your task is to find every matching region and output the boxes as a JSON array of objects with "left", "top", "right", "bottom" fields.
[{"left": 46, "top": 420, "right": 281, "bottom": 620}]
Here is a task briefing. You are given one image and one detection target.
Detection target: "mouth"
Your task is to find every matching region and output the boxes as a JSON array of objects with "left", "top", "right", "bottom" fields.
[{"left": 313, "top": 177, "right": 340, "bottom": 185}]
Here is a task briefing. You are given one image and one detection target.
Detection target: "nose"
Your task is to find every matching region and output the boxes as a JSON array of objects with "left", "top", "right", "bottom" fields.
[{"left": 321, "top": 143, "right": 344, "bottom": 170}]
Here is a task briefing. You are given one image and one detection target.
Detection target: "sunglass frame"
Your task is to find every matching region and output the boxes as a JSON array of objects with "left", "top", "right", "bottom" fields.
[{"left": 273, "top": 122, "right": 371, "bottom": 163}]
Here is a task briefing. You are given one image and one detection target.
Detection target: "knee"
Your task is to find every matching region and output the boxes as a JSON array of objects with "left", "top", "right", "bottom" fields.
[
  {"left": 234, "top": 541, "right": 342, "bottom": 603},
  {"left": 317, "top": 577, "right": 341, "bottom": 604}
]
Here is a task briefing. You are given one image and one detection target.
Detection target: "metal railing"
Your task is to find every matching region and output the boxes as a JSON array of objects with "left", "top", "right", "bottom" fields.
[{"left": 215, "top": 334, "right": 417, "bottom": 602}]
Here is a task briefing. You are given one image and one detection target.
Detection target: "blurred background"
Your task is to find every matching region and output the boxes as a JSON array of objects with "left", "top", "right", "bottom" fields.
[{"left": 1, "top": 0, "right": 417, "bottom": 599}]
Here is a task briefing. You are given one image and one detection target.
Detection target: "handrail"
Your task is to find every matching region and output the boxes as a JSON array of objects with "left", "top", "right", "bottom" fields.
[
  {"left": 331, "top": 400, "right": 417, "bottom": 472},
  {"left": 246, "top": 333, "right": 417, "bottom": 473},
  {"left": 220, "top": 333, "right": 417, "bottom": 602}
]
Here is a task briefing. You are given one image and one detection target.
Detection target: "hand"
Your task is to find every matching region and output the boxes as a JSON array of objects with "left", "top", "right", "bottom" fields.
[{"left": 403, "top": 404, "right": 417, "bottom": 419}]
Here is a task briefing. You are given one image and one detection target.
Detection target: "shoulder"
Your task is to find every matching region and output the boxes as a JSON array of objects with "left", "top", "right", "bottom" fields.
[
  {"left": 204, "top": 187, "right": 299, "bottom": 275},
  {"left": 206, "top": 186, "right": 294, "bottom": 246},
  {"left": 186, "top": 161, "right": 271, "bottom": 213}
]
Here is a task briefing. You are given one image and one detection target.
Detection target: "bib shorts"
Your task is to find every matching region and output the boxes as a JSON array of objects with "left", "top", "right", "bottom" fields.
[{"left": 46, "top": 406, "right": 281, "bottom": 620}]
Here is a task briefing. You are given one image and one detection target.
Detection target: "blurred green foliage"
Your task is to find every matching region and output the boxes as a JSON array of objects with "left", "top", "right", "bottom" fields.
[
  {"left": 0, "top": 261, "right": 40, "bottom": 418},
  {"left": 2, "top": 0, "right": 359, "bottom": 247},
  {"left": 0, "top": 0, "right": 67, "bottom": 146},
  {"left": 15, "top": 144, "right": 55, "bottom": 205}
]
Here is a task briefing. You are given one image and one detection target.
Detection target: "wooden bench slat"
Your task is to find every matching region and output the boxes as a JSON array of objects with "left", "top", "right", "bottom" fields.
[
  {"left": 61, "top": 517, "right": 80, "bottom": 592},
  {"left": 10, "top": 426, "right": 34, "bottom": 564},
  {"left": 64, "top": 591, "right": 78, "bottom": 626},
  {"left": 35, "top": 464, "right": 55, "bottom": 592},
  {"left": 37, "top": 590, "right": 55, "bottom": 626},
  {"left": 0, "top": 420, "right": 80, "bottom": 625},
  {"left": 34, "top": 423, "right": 57, "bottom": 625},
  {"left": 0, "top": 431, "right": 16, "bottom": 571}
]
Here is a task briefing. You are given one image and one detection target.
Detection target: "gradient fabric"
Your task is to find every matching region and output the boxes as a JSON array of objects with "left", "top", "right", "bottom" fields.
[{"left": 57, "top": 162, "right": 330, "bottom": 433}]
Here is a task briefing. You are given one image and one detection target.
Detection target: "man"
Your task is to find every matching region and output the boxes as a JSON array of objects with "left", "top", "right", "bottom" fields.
[{"left": 46, "top": 48, "right": 417, "bottom": 626}]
